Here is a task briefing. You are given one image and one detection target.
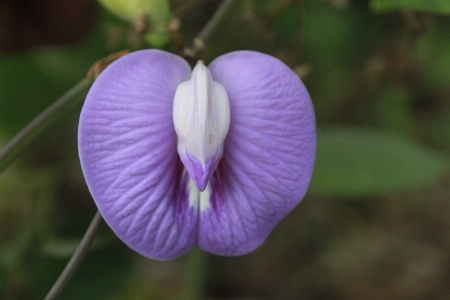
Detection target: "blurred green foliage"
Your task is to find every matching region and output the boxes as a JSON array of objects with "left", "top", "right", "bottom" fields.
[
  {"left": 371, "top": 0, "right": 450, "bottom": 14},
  {"left": 30, "top": 246, "right": 132, "bottom": 300},
  {"left": 1, "top": 0, "right": 450, "bottom": 299},
  {"left": 0, "top": 31, "right": 108, "bottom": 135},
  {"left": 310, "top": 128, "right": 448, "bottom": 197}
]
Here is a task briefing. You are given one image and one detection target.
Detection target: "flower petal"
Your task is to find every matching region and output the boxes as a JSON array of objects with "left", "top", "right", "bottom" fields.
[
  {"left": 78, "top": 50, "right": 196, "bottom": 260},
  {"left": 199, "top": 51, "right": 316, "bottom": 255}
]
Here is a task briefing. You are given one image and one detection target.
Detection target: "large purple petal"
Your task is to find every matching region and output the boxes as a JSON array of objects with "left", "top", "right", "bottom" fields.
[
  {"left": 199, "top": 51, "right": 316, "bottom": 255},
  {"left": 78, "top": 50, "right": 196, "bottom": 260}
]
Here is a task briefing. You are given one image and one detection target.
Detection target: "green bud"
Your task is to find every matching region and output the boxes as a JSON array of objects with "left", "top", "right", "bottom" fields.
[
  {"left": 145, "top": 32, "right": 170, "bottom": 48},
  {"left": 98, "top": 0, "right": 171, "bottom": 33}
]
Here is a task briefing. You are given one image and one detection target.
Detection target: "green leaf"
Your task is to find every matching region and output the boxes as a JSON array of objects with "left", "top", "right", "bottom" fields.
[
  {"left": 371, "top": 0, "right": 450, "bottom": 14},
  {"left": 309, "top": 128, "right": 449, "bottom": 197}
]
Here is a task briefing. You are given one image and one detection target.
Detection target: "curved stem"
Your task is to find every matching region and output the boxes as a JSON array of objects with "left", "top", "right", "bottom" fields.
[
  {"left": 0, "top": 79, "right": 91, "bottom": 173},
  {"left": 197, "top": 0, "right": 235, "bottom": 43},
  {"left": 184, "top": 0, "right": 236, "bottom": 56},
  {"left": 173, "top": 0, "right": 213, "bottom": 17},
  {"left": 44, "top": 211, "right": 103, "bottom": 300},
  {"left": 183, "top": 248, "right": 208, "bottom": 300}
]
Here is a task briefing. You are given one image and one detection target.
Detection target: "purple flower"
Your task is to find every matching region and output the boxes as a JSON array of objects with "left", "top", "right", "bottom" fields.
[{"left": 78, "top": 50, "right": 316, "bottom": 260}]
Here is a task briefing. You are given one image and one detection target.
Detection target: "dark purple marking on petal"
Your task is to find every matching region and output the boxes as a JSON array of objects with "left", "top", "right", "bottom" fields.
[
  {"left": 78, "top": 50, "right": 197, "bottom": 260},
  {"left": 198, "top": 51, "right": 316, "bottom": 256},
  {"left": 185, "top": 147, "right": 219, "bottom": 192}
]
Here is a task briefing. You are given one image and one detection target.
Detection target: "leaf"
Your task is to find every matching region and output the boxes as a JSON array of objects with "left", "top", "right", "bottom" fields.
[
  {"left": 309, "top": 128, "right": 449, "bottom": 197},
  {"left": 370, "top": 0, "right": 450, "bottom": 14}
]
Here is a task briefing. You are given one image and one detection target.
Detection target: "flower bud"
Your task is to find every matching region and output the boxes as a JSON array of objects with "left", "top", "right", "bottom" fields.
[{"left": 98, "top": 0, "right": 171, "bottom": 46}]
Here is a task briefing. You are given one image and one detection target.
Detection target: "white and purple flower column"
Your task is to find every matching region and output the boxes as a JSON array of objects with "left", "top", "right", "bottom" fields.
[{"left": 78, "top": 50, "right": 316, "bottom": 260}]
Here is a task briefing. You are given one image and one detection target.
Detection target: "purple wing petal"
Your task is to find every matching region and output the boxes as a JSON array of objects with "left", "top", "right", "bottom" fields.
[
  {"left": 78, "top": 50, "right": 197, "bottom": 260},
  {"left": 199, "top": 51, "right": 316, "bottom": 255}
]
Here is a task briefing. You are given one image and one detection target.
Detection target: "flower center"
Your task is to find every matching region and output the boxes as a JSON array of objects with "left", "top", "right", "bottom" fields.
[{"left": 173, "top": 60, "right": 230, "bottom": 191}]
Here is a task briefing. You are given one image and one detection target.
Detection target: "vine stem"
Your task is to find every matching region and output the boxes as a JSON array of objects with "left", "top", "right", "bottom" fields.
[
  {"left": 44, "top": 211, "right": 103, "bottom": 300},
  {"left": 184, "top": 0, "right": 236, "bottom": 56},
  {"left": 197, "top": 0, "right": 235, "bottom": 42},
  {"left": 173, "top": 0, "right": 213, "bottom": 17},
  {"left": 0, "top": 79, "right": 91, "bottom": 173},
  {"left": 183, "top": 248, "right": 208, "bottom": 300}
]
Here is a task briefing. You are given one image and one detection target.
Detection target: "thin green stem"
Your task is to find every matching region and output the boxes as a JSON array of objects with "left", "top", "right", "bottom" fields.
[
  {"left": 185, "top": 0, "right": 236, "bottom": 55},
  {"left": 173, "top": 0, "right": 213, "bottom": 17},
  {"left": 44, "top": 211, "right": 103, "bottom": 300},
  {"left": 197, "top": 0, "right": 235, "bottom": 43},
  {"left": 183, "top": 248, "right": 208, "bottom": 300},
  {"left": 0, "top": 79, "right": 91, "bottom": 173}
]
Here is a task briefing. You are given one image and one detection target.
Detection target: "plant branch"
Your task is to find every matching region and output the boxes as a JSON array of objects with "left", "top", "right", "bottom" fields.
[
  {"left": 44, "top": 211, "right": 103, "bottom": 300},
  {"left": 197, "top": 0, "right": 235, "bottom": 43},
  {"left": 183, "top": 248, "right": 208, "bottom": 300},
  {"left": 0, "top": 79, "right": 91, "bottom": 173},
  {"left": 173, "top": 0, "right": 213, "bottom": 17},
  {"left": 184, "top": 0, "right": 236, "bottom": 56}
]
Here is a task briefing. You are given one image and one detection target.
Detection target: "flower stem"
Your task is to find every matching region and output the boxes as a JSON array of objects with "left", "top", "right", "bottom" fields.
[
  {"left": 173, "top": 0, "right": 213, "bottom": 17},
  {"left": 44, "top": 211, "right": 103, "bottom": 300},
  {"left": 183, "top": 248, "right": 208, "bottom": 300},
  {"left": 184, "top": 0, "right": 236, "bottom": 56},
  {"left": 197, "top": 0, "right": 235, "bottom": 43},
  {"left": 0, "top": 79, "right": 91, "bottom": 173}
]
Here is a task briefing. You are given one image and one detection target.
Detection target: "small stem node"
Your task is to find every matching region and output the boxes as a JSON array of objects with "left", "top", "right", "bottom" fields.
[{"left": 183, "top": 0, "right": 236, "bottom": 58}]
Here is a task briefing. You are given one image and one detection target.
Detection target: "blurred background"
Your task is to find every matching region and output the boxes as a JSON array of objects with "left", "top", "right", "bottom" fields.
[{"left": 1, "top": 0, "right": 450, "bottom": 299}]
